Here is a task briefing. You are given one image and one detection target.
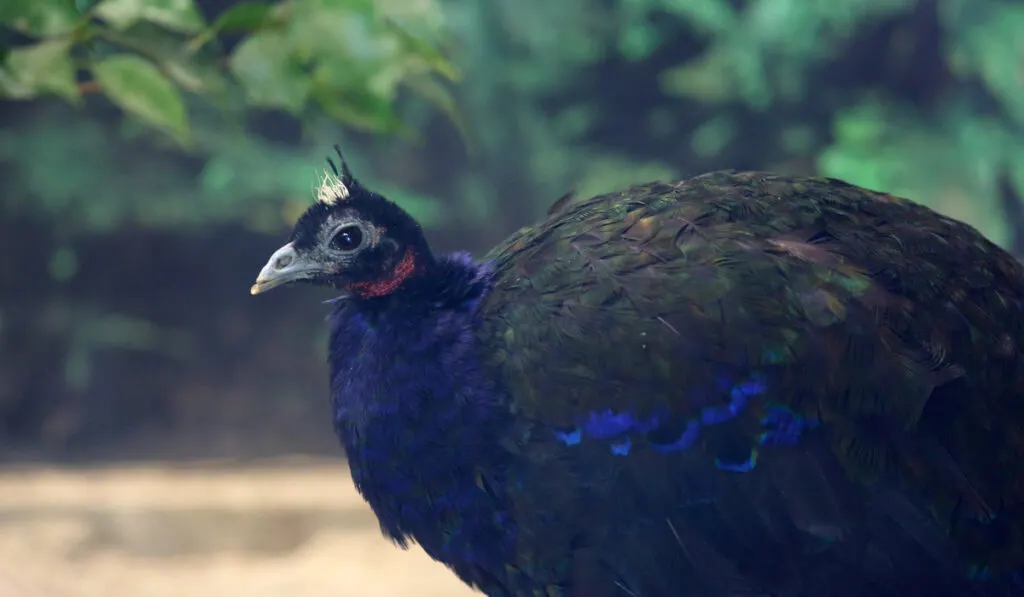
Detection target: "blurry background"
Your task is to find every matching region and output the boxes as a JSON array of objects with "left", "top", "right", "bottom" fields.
[{"left": 0, "top": 0, "right": 1022, "bottom": 595}]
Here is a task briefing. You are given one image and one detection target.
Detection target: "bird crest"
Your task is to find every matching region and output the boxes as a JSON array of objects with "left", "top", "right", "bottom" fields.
[{"left": 317, "top": 144, "right": 357, "bottom": 205}]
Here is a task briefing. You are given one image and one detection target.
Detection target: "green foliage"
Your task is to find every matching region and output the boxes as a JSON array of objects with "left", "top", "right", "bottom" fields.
[
  {"left": 0, "top": 0, "right": 455, "bottom": 239},
  {"left": 95, "top": 0, "right": 205, "bottom": 33},
  {"left": 942, "top": 0, "right": 1024, "bottom": 123},
  {"left": 92, "top": 54, "right": 190, "bottom": 141},
  {"left": 4, "top": 0, "right": 1021, "bottom": 260},
  {"left": 0, "top": 39, "right": 80, "bottom": 101},
  {"left": 230, "top": 29, "right": 309, "bottom": 115},
  {"left": 1, "top": 0, "right": 458, "bottom": 141},
  {"left": 423, "top": 0, "right": 688, "bottom": 224},
  {"left": 419, "top": 0, "right": 1024, "bottom": 248},
  {"left": 0, "top": 105, "right": 445, "bottom": 234},
  {"left": 814, "top": 0, "right": 1024, "bottom": 246},
  {"left": 658, "top": 0, "right": 915, "bottom": 107},
  {"left": 819, "top": 100, "right": 1021, "bottom": 246},
  {"left": 4, "top": 0, "right": 1022, "bottom": 246},
  {"left": 0, "top": 0, "right": 80, "bottom": 37}
]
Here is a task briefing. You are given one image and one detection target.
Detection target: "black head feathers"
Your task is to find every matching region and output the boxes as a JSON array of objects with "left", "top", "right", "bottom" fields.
[{"left": 251, "top": 145, "right": 435, "bottom": 297}]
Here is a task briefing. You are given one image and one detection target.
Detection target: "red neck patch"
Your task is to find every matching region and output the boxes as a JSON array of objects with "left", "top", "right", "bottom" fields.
[{"left": 347, "top": 250, "right": 418, "bottom": 298}]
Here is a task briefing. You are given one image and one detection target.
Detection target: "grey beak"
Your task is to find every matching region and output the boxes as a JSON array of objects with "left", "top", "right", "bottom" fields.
[{"left": 250, "top": 242, "right": 320, "bottom": 295}]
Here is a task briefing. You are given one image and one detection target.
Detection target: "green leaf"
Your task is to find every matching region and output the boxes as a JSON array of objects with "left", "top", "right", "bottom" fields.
[
  {"left": 187, "top": 2, "right": 276, "bottom": 52},
  {"left": 659, "top": 0, "right": 736, "bottom": 34},
  {"left": 91, "top": 54, "right": 189, "bottom": 142},
  {"left": 383, "top": 18, "right": 458, "bottom": 80},
  {"left": 89, "top": 22, "right": 229, "bottom": 95},
  {"left": 403, "top": 75, "right": 471, "bottom": 151},
  {"left": 229, "top": 30, "right": 309, "bottom": 113},
  {"left": 944, "top": 4, "right": 1024, "bottom": 124},
  {"left": 93, "top": 22, "right": 229, "bottom": 95},
  {"left": 160, "top": 55, "right": 227, "bottom": 95},
  {"left": 690, "top": 115, "right": 736, "bottom": 158},
  {"left": 618, "top": 23, "right": 660, "bottom": 62},
  {"left": 75, "top": 0, "right": 103, "bottom": 12},
  {"left": 307, "top": 58, "right": 404, "bottom": 132},
  {"left": 0, "top": 0, "right": 80, "bottom": 36},
  {"left": 310, "top": 77, "right": 403, "bottom": 133},
  {"left": 94, "top": 0, "right": 205, "bottom": 33},
  {"left": 285, "top": 0, "right": 380, "bottom": 61},
  {"left": 0, "top": 39, "right": 79, "bottom": 101},
  {"left": 211, "top": 1, "right": 273, "bottom": 32},
  {"left": 659, "top": 47, "right": 738, "bottom": 104}
]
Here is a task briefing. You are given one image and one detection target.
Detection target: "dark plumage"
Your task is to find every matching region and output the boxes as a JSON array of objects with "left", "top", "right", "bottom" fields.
[{"left": 251, "top": 149, "right": 1024, "bottom": 597}]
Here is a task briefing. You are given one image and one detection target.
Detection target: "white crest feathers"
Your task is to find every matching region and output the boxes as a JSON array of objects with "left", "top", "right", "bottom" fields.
[{"left": 316, "top": 169, "right": 350, "bottom": 205}]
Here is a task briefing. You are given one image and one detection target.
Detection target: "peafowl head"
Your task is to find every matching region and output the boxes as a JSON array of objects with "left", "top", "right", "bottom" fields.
[{"left": 250, "top": 147, "right": 434, "bottom": 298}]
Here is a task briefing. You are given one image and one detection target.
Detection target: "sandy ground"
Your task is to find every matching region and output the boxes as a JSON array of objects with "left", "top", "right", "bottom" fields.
[{"left": 0, "top": 457, "right": 480, "bottom": 597}]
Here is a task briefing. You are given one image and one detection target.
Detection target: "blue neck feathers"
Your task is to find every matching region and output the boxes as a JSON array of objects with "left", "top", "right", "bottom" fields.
[{"left": 326, "top": 252, "right": 515, "bottom": 571}]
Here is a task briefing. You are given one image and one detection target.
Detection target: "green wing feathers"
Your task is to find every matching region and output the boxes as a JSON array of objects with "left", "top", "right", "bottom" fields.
[{"left": 479, "top": 171, "right": 1024, "bottom": 573}]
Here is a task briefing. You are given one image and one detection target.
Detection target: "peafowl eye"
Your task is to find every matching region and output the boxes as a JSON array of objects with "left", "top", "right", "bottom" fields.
[{"left": 251, "top": 146, "right": 1024, "bottom": 597}]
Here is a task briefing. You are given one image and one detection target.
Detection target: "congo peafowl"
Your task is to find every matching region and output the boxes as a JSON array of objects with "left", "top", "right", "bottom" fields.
[{"left": 251, "top": 148, "right": 1024, "bottom": 597}]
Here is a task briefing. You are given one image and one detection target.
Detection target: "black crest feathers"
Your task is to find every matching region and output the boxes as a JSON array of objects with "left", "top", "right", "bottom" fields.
[{"left": 326, "top": 144, "right": 358, "bottom": 189}]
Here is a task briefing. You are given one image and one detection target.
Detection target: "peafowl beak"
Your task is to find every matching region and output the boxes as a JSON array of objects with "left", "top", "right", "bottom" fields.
[{"left": 250, "top": 242, "right": 322, "bottom": 295}]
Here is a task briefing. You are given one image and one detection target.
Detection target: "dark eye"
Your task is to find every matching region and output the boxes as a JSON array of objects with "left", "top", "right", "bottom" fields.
[{"left": 331, "top": 225, "right": 364, "bottom": 251}]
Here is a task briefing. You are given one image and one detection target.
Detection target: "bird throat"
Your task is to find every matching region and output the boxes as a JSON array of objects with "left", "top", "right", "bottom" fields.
[{"left": 346, "top": 250, "right": 418, "bottom": 298}]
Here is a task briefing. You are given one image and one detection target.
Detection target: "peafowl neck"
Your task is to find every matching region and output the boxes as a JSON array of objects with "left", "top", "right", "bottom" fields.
[
  {"left": 326, "top": 252, "right": 515, "bottom": 564},
  {"left": 327, "top": 251, "right": 497, "bottom": 429}
]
